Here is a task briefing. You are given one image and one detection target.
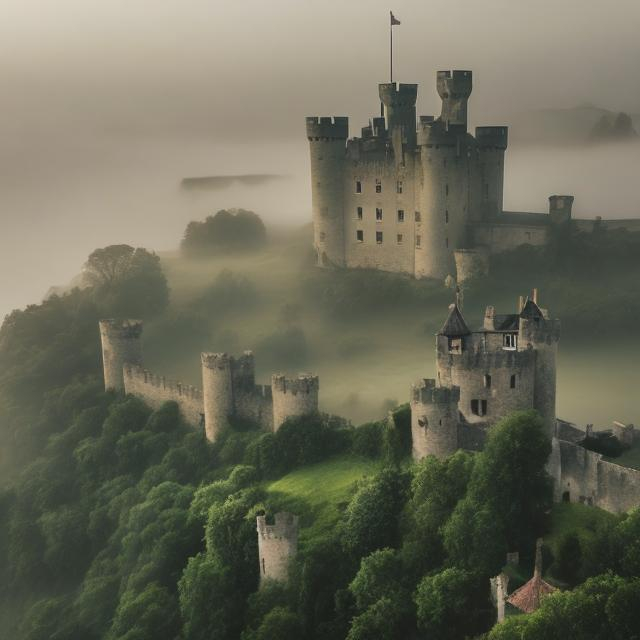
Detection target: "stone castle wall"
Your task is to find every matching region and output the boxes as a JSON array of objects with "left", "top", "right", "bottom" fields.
[
  {"left": 123, "top": 365, "right": 204, "bottom": 427},
  {"left": 272, "top": 374, "right": 319, "bottom": 431},
  {"left": 471, "top": 222, "right": 549, "bottom": 254}
]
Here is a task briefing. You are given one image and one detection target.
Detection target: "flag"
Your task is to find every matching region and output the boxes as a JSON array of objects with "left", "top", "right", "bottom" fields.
[{"left": 390, "top": 11, "right": 401, "bottom": 26}]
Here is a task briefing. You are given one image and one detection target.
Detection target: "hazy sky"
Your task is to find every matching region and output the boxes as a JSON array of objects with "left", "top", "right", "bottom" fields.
[{"left": 2, "top": 0, "right": 640, "bottom": 317}]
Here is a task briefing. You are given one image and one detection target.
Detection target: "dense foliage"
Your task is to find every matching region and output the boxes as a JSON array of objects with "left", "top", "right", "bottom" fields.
[{"left": 181, "top": 209, "right": 267, "bottom": 256}]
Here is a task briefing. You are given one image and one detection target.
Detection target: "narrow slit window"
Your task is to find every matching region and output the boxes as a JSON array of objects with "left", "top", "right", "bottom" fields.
[
  {"left": 357, "top": 206, "right": 363, "bottom": 220},
  {"left": 355, "top": 180, "right": 362, "bottom": 194},
  {"left": 397, "top": 233, "right": 403, "bottom": 244},
  {"left": 376, "top": 231, "right": 383, "bottom": 244},
  {"left": 415, "top": 211, "right": 421, "bottom": 222},
  {"left": 484, "top": 374, "right": 492, "bottom": 388},
  {"left": 445, "top": 210, "right": 449, "bottom": 224},
  {"left": 396, "top": 180, "right": 403, "bottom": 193},
  {"left": 510, "top": 374, "right": 517, "bottom": 389},
  {"left": 356, "top": 229, "right": 364, "bottom": 242},
  {"left": 397, "top": 209, "right": 405, "bottom": 222},
  {"left": 376, "top": 208, "right": 383, "bottom": 221},
  {"left": 375, "top": 178, "right": 382, "bottom": 193},
  {"left": 416, "top": 234, "right": 422, "bottom": 248},
  {"left": 445, "top": 184, "right": 449, "bottom": 196}
]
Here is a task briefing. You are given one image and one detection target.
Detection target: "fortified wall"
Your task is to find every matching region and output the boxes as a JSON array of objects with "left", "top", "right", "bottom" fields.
[{"left": 99, "top": 320, "right": 320, "bottom": 442}]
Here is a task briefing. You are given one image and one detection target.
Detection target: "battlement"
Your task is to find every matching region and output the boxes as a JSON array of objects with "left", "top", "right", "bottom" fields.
[
  {"left": 256, "top": 512, "right": 299, "bottom": 540},
  {"left": 437, "top": 70, "right": 472, "bottom": 98},
  {"left": 411, "top": 378, "right": 460, "bottom": 404},
  {"left": 476, "top": 126, "right": 509, "bottom": 149},
  {"left": 99, "top": 319, "right": 143, "bottom": 339},
  {"left": 272, "top": 373, "right": 319, "bottom": 395},
  {"left": 123, "top": 364, "right": 203, "bottom": 401},
  {"left": 306, "top": 116, "right": 349, "bottom": 140},
  {"left": 378, "top": 82, "right": 418, "bottom": 106},
  {"left": 201, "top": 352, "right": 233, "bottom": 370}
]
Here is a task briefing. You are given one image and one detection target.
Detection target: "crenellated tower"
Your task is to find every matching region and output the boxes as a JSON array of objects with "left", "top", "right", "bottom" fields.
[
  {"left": 378, "top": 82, "right": 418, "bottom": 150},
  {"left": 201, "top": 352, "right": 234, "bottom": 442},
  {"left": 99, "top": 319, "right": 143, "bottom": 391},
  {"left": 475, "top": 126, "right": 509, "bottom": 221},
  {"left": 256, "top": 512, "right": 298, "bottom": 586},
  {"left": 306, "top": 116, "right": 349, "bottom": 267},
  {"left": 271, "top": 373, "right": 319, "bottom": 431},
  {"left": 437, "top": 70, "right": 472, "bottom": 132},
  {"left": 410, "top": 378, "right": 460, "bottom": 460}
]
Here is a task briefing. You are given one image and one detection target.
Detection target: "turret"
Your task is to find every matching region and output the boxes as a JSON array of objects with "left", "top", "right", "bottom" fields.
[
  {"left": 271, "top": 373, "right": 319, "bottom": 431},
  {"left": 437, "top": 70, "right": 472, "bottom": 132},
  {"left": 201, "top": 353, "right": 234, "bottom": 442},
  {"left": 378, "top": 82, "right": 418, "bottom": 148},
  {"left": 99, "top": 319, "right": 143, "bottom": 391},
  {"left": 410, "top": 379, "right": 460, "bottom": 460},
  {"left": 548, "top": 195, "right": 574, "bottom": 225},
  {"left": 256, "top": 512, "right": 298, "bottom": 585},
  {"left": 306, "top": 116, "right": 349, "bottom": 268},
  {"left": 476, "top": 126, "right": 509, "bottom": 220}
]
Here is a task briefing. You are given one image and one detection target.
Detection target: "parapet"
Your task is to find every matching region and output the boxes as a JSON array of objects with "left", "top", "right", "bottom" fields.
[
  {"left": 123, "top": 364, "right": 203, "bottom": 402},
  {"left": 306, "top": 116, "right": 349, "bottom": 140},
  {"left": 99, "top": 319, "right": 143, "bottom": 339},
  {"left": 256, "top": 512, "right": 299, "bottom": 540},
  {"left": 437, "top": 70, "right": 472, "bottom": 98},
  {"left": 411, "top": 378, "right": 460, "bottom": 405},
  {"left": 272, "top": 373, "right": 319, "bottom": 395},
  {"left": 476, "top": 126, "right": 509, "bottom": 149},
  {"left": 201, "top": 352, "right": 233, "bottom": 371},
  {"left": 378, "top": 82, "right": 418, "bottom": 106}
]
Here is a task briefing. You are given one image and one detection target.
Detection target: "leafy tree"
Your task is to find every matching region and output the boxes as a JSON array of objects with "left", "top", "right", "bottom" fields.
[
  {"left": 252, "top": 607, "right": 304, "bottom": 640},
  {"left": 349, "top": 548, "right": 403, "bottom": 611},
  {"left": 552, "top": 531, "right": 583, "bottom": 586},
  {"left": 346, "top": 597, "right": 401, "bottom": 640}
]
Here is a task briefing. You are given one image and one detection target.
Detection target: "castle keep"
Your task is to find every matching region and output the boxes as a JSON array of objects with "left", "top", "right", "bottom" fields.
[
  {"left": 411, "top": 295, "right": 640, "bottom": 514},
  {"left": 306, "top": 72, "right": 581, "bottom": 282},
  {"left": 99, "top": 319, "right": 319, "bottom": 441}
]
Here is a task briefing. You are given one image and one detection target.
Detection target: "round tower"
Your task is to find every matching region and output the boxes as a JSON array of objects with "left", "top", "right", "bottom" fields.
[
  {"left": 410, "top": 378, "right": 460, "bottom": 460},
  {"left": 415, "top": 119, "right": 472, "bottom": 279},
  {"left": 99, "top": 319, "right": 143, "bottom": 391},
  {"left": 454, "top": 247, "right": 490, "bottom": 287},
  {"left": 437, "top": 70, "right": 472, "bottom": 132},
  {"left": 271, "top": 373, "right": 319, "bottom": 431},
  {"left": 378, "top": 83, "right": 418, "bottom": 148},
  {"left": 256, "top": 512, "right": 298, "bottom": 586},
  {"left": 475, "top": 126, "right": 509, "bottom": 221},
  {"left": 518, "top": 296, "right": 561, "bottom": 439},
  {"left": 306, "top": 116, "right": 349, "bottom": 267},
  {"left": 201, "top": 353, "right": 234, "bottom": 442}
]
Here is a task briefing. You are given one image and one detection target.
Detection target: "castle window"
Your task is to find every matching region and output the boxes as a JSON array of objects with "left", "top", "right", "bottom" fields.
[
  {"left": 356, "top": 229, "right": 364, "bottom": 242},
  {"left": 445, "top": 184, "right": 449, "bottom": 196},
  {"left": 375, "top": 179, "right": 382, "bottom": 193},
  {"left": 448, "top": 337, "right": 462, "bottom": 353},
  {"left": 397, "top": 233, "right": 403, "bottom": 244},
  {"left": 262, "top": 558, "right": 266, "bottom": 574},
  {"left": 396, "top": 180, "right": 403, "bottom": 194},
  {"left": 355, "top": 180, "right": 362, "bottom": 193},
  {"left": 416, "top": 234, "right": 422, "bottom": 248},
  {"left": 510, "top": 374, "right": 517, "bottom": 389},
  {"left": 471, "top": 399, "right": 487, "bottom": 416},
  {"left": 376, "top": 208, "right": 383, "bottom": 221},
  {"left": 397, "top": 209, "right": 405, "bottom": 222},
  {"left": 503, "top": 334, "right": 518, "bottom": 350},
  {"left": 376, "top": 231, "right": 383, "bottom": 244},
  {"left": 357, "top": 206, "right": 363, "bottom": 220},
  {"left": 484, "top": 374, "right": 492, "bottom": 388},
  {"left": 445, "top": 210, "right": 449, "bottom": 224},
  {"left": 415, "top": 211, "right": 421, "bottom": 222}
]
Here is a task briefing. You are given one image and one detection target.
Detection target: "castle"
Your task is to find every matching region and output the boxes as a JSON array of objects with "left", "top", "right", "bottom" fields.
[
  {"left": 411, "top": 294, "right": 640, "bottom": 514},
  {"left": 98, "top": 319, "right": 320, "bottom": 441},
  {"left": 305, "top": 71, "right": 622, "bottom": 283}
]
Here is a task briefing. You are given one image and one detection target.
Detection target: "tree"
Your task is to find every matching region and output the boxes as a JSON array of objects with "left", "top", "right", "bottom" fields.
[
  {"left": 346, "top": 597, "right": 401, "bottom": 640},
  {"left": 552, "top": 532, "right": 583, "bottom": 586},
  {"left": 349, "top": 548, "right": 403, "bottom": 610},
  {"left": 253, "top": 607, "right": 303, "bottom": 640}
]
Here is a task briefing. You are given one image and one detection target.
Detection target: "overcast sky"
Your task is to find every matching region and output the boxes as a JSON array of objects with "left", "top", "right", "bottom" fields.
[{"left": 1, "top": 0, "right": 640, "bottom": 317}]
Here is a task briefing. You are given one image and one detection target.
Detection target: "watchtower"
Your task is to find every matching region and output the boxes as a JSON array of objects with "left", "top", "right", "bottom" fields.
[
  {"left": 437, "top": 70, "right": 472, "bottom": 131},
  {"left": 99, "top": 319, "right": 143, "bottom": 391},
  {"left": 410, "top": 378, "right": 460, "bottom": 460},
  {"left": 201, "top": 352, "right": 234, "bottom": 443},
  {"left": 378, "top": 82, "right": 418, "bottom": 148},
  {"left": 306, "top": 116, "right": 349, "bottom": 268},
  {"left": 476, "top": 126, "right": 509, "bottom": 220},
  {"left": 271, "top": 373, "right": 319, "bottom": 431},
  {"left": 256, "top": 512, "right": 298, "bottom": 585}
]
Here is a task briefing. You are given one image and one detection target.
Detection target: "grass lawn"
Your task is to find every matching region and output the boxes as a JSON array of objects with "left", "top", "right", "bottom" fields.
[
  {"left": 546, "top": 501, "right": 618, "bottom": 550},
  {"left": 265, "top": 455, "right": 381, "bottom": 547},
  {"left": 604, "top": 441, "right": 640, "bottom": 470}
]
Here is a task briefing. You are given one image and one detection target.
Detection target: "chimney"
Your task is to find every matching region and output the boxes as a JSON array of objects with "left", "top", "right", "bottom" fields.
[
  {"left": 531, "top": 288, "right": 538, "bottom": 305},
  {"left": 484, "top": 306, "right": 496, "bottom": 330},
  {"left": 534, "top": 538, "right": 543, "bottom": 580},
  {"left": 518, "top": 296, "right": 525, "bottom": 313}
]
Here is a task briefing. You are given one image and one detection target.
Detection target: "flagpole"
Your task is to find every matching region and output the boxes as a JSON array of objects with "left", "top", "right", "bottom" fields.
[{"left": 390, "top": 17, "right": 393, "bottom": 83}]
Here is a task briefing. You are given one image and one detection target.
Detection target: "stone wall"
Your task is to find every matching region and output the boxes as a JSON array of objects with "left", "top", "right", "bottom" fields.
[
  {"left": 256, "top": 512, "right": 298, "bottom": 585},
  {"left": 123, "top": 364, "right": 203, "bottom": 427},
  {"left": 471, "top": 221, "right": 548, "bottom": 253}
]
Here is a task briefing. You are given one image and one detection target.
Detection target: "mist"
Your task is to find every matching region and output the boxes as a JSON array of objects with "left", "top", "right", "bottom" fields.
[{"left": 2, "top": 0, "right": 640, "bottom": 318}]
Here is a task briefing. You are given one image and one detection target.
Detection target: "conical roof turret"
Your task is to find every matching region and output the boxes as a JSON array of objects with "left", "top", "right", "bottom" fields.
[{"left": 438, "top": 304, "right": 471, "bottom": 337}]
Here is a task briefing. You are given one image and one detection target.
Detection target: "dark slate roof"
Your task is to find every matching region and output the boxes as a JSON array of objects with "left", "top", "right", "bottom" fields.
[
  {"left": 439, "top": 304, "right": 471, "bottom": 337},
  {"left": 492, "top": 314, "right": 520, "bottom": 331},
  {"left": 520, "top": 298, "right": 544, "bottom": 320}
]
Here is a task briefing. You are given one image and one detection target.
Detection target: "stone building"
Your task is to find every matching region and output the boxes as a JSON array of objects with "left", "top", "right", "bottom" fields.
[
  {"left": 256, "top": 512, "right": 298, "bottom": 586},
  {"left": 99, "top": 320, "right": 319, "bottom": 442},
  {"left": 411, "top": 295, "right": 640, "bottom": 514},
  {"left": 306, "top": 71, "right": 640, "bottom": 283}
]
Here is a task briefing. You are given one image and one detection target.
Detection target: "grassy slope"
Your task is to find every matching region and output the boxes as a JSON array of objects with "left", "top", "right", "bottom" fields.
[
  {"left": 605, "top": 441, "right": 640, "bottom": 470},
  {"left": 265, "top": 455, "right": 381, "bottom": 547}
]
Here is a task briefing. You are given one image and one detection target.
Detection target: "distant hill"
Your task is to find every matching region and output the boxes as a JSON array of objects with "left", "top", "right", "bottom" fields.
[{"left": 508, "top": 104, "right": 640, "bottom": 146}]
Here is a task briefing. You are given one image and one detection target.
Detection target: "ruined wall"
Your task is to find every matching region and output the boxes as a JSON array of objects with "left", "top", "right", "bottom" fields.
[
  {"left": 558, "top": 440, "right": 640, "bottom": 513},
  {"left": 123, "top": 365, "right": 203, "bottom": 427},
  {"left": 454, "top": 247, "right": 490, "bottom": 286},
  {"left": 99, "top": 319, "right": 143, "bottom": 391},
  {"left": 257, "top": 512, "right": 298, "bottom": 585},
  {"left": 272, "top": 374, "right": 319, "bottom": 431},
  {"left": 471, "top": 222, "right": 549, "bottom": 254}
]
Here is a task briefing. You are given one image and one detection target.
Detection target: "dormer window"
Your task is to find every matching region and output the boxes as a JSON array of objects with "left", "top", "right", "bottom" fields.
[{"left": 503, "top": 334, "right": 518, "bottom": 350}]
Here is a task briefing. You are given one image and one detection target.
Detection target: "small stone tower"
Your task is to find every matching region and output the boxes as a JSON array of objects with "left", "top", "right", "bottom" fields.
[
  {"left": 99, "top": 319, "right": 143, "bottom": 391},
  {"left": 410, "top": 378, "right": 460, "bottom": 460},
  {"left": 271, "top": 374, "right": 319, "bottom": 431},
  {"left": 201, "top": 352, "right": 234, "bottom": 443},
  {"left": 379, "top": 82, "right": 418, "bottom": 148},
  {"left": 476, "top": 127, "right": 509, "bottom": 220},
  {"left": 548, "top": 195, "right": 574, "bottom": 225},
  {"left": 306, "top": 116, "right": 349, "bottom": 267},
  {"left": 256, "top": 512, "right": 298, "bottom": 586},
  {"left": 437, "top": 70, "right": 472, "bottom": 131}
]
